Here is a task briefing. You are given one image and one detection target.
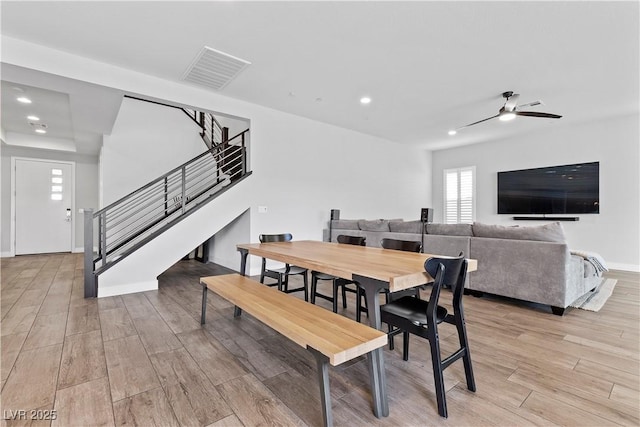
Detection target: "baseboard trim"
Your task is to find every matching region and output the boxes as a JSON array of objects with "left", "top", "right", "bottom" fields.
[
  {"left": 97, "top": 280, "right": 158, "bottom": 298},
  {"left": 1, "top": 251, "right": 15, "bottom": 258},
  {"left": 608, "top": 263, "right": 640, "bottom": 273}
]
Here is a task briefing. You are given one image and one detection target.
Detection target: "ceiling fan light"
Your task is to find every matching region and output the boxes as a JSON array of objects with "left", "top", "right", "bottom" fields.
[
  {"left": 499, "top": 112, "right": 516, "bottom": 121},
  {"left": 448, "top": 130, "right": 457, "bottom": 135}
]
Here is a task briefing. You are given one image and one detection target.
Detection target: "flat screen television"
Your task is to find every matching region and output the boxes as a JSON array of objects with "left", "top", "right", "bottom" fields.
[{"left": 498, "top": 162, "right": 599, "bottom": 214}]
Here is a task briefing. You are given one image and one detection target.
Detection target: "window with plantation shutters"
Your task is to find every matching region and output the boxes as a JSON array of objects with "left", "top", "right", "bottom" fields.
[{"left": 444, "top": 166, "right": 475, "bottom": 224}]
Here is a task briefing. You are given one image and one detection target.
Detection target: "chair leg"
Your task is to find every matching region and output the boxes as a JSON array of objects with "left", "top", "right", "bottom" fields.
[
  {"left": 311, "top": 274, "right": 318, "bottom": 304},
  {"left": 303, "top": 272, "right": 309, "bottom": 302},
  {"left": 388, "top": 325, "right": 395, "bottom": 350},
  {"left": 363, "top": 291, "right": 369, "bottom": 318},
  {"left": 356, "top": 287, "right": 363, "bottom": 323},
  {"left": 428, "top": 325, "right": 447, "bottom": 418},
  {"left": 342, "top": 284, "right": 347, "bottom": 308},
  {"left": 402, "top": 331, "right": 410, "bottom": 361},
  {"left": 455, "top": 314, "right": 476, "bottom": 392},
  {"left": 277, "top": 274, "right": 283, "bottom": 292},
  {"left": 332, "top": 280, "right": 338, "bottom": 313}
]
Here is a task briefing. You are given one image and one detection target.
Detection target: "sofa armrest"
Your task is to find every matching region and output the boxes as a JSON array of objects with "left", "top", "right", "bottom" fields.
[{"left": 469, "top": 237, "right": 575, "bottom": 307}]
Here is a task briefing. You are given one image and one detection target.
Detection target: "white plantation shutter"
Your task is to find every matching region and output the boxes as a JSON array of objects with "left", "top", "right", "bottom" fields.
[
  {"left": 444, "top": 166, "right": 476, "bottom": 224},
  {"left": 445, "top": 170, "right": 459, "bottom": 224}
]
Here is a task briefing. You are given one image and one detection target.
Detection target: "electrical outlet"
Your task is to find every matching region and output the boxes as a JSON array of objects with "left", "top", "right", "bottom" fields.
[{"left": 258, "top": 206, "right": 268, "bottom": 213}]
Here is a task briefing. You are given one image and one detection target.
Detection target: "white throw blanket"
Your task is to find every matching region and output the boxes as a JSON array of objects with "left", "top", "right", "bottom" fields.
[{"left": 571, "top": 250, "right": 608, "bottom": 273}]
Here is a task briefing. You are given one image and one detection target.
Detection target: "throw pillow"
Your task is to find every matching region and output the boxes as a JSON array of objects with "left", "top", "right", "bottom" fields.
[
  {"left": 426, "top": 223, "right": 473, "bottom": 236},
  {"left": 389, "top": 220, "right": 424, "bottom": 234},
  {"left": 358, "top": 219, "right": 390, "bottom": 232},
  {"left": 472, "top": 222, "right": 566, "bottom": 243},
  {"left": 332, "top": 219, "right": 361, "bottom": 230}
]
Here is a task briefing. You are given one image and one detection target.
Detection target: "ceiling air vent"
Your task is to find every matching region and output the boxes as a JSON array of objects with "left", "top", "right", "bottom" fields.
[{"left": 182, "top": 46, "right": 251, "bottom": 91}]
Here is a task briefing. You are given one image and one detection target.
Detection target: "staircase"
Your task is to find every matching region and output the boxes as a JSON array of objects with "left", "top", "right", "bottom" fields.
[{"left": 83, "top": 111, "right": 251, "bottom": 298}]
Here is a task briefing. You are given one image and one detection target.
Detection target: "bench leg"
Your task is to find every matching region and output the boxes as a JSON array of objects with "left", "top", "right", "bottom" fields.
[
  {"left": 201, "top": 285, "right": 207, "bottom": 325},
  {"left": 367, "top": 348, "right": 385, "bottom": 418},
  {"left": 307, "top": 346, "right": 332, "bottom": 427},
  {"left": 234, "top": 306, "right": 242, "bottom": 317}
]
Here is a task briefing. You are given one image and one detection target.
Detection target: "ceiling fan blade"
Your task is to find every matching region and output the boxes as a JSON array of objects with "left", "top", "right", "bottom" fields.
[
  {"left": 517, "top": 100, "right": 543, "bottom": 109},
  {"left": 504, "top": 93, "right": 520, "bottom": 112},
  {"left": 515, "top": 111, "right": 562, "bottom": 119},
  {"left": 459, "top": 114, "right": 500, "bottom": 129}
]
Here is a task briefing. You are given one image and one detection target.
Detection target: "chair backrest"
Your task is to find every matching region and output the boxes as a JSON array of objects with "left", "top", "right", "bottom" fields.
[
  {"left": 424, "top": 252, "right": 468, "bottom": 318},
  {"left": 259, "top": 233, "right": 293, "bottom": 243},
  {"left": 337, "top": 235, "right": 366, "bottom": 246},
  {"left": 381, "top": 238, "right": 422, "bottom": 253}
]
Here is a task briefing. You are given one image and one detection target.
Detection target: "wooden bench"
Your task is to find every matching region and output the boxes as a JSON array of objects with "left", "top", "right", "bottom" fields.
[{"left": 200, "top": 273, "right": 388, "bottom": 427}]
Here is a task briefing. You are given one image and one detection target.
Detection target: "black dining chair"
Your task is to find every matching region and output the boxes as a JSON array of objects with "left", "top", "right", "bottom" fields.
[
  {"left": 355, "top": 238, "right": 423, "bottom": 323},
  {"left": 259, "top": 233, "right": 309, "bottom": 301},
  {"left": 380, "top": 253, "right": 476, "bottom": 418},
  {"left": 310, "top": 235, "right": 366, "bottom": 315}
]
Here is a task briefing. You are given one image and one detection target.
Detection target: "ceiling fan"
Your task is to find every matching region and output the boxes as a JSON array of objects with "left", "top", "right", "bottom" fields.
[{"left": 450, "top": 91, "right": 562, "bottom": 134}]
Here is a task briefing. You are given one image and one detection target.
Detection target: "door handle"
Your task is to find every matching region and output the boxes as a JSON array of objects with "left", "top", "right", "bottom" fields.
[{"left": 66, "top": 208, "right": 72, "bottom": 222}]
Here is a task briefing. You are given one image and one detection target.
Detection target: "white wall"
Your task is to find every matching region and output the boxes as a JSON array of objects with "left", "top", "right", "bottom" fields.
[
  {"left": 432, "top": 114, "right": 640, "bottom": 271},
  {"left": 0, "top": 144, "right": 99, "bottom": 254},
  {"left": 208, "top": 208, "right": 251, "bottom": 271},
  {"left": 101, "top": 97, "right": 207, "bottom": 205}
]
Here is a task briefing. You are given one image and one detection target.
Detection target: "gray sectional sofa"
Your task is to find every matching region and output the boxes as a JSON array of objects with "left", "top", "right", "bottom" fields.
[{"left": 325, "top": 217, "right": 603, "bottom": 315}]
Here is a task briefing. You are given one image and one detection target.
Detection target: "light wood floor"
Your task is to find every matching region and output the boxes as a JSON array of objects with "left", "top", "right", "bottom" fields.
[{"left": 1, "top": 253, "right": 639, "bottom": 426}]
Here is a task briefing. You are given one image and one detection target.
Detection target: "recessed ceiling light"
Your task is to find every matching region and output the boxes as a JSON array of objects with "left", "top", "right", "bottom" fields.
[
  {"left": 35, "top": 129, "right": 47, "bottom": 134},
  {"left": 27, "top": 115, "right": 40, "bottom": 121},
  {"left": 360, "top": 97, "right": 371, "bottom": 105},
  {"left": 17, "top": 97, "right": 32, "bottom": 104},
  {"left": 448, "top": 130, "right": 457, "bottom": 136}
]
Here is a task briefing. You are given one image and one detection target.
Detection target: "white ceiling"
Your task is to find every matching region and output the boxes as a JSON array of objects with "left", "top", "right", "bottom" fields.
[
  {"left": 1, "top": 1, "right": 638, "bottom": 153},
  {"left": 1, "top": 64, "right": 124, "bottom": 154}
]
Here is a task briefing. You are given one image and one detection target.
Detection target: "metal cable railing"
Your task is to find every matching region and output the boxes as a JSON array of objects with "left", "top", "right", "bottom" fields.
[
  {"left": 84, "top": 130, "right": 249, "bottom": 297},
  {"left": 184, "top": 108, "right": 224, "bottom": 148}
]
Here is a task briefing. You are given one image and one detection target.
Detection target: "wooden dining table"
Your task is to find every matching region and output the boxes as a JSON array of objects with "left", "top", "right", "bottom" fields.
[{"left": 236, "top": 240, "right": 477, "bottom": 418}]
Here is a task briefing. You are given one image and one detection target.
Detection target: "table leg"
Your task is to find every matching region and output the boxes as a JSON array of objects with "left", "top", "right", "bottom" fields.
[
  {"left": 353, "top": 275, "right": 389, "bottom": 417},
  {"left": 234, "top": 248, "right": 249, "bottom": 317},
  {"left": 238, "top": 248, "right": 249, "bottom": 276}
]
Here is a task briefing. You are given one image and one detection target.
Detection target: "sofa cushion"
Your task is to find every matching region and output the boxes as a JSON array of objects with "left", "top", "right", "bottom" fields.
[
  {"left": 426, "top": 223, "right": 473, "bottom": 236},
  {"left": 332, "top": 219, "right": 361, "bottom": 230},
  {"left": 358, "top": 219, "right": 390, "bottom": 232},
  {"left": 472, "top": 221, "right": 566, "bottom": 243},
  {"left": 389, "top": 220, "right": 424, "bottom": 234}
]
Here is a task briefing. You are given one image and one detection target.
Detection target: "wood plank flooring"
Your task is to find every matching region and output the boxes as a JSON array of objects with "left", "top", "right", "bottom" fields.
[{"left": 1, "top": 253, "right": 638, "bottom": 426}]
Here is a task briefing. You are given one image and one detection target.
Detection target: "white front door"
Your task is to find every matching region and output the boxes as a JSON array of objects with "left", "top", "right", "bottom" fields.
[{"left": 15, "top": 159, "right": 74, "bottom": 255}]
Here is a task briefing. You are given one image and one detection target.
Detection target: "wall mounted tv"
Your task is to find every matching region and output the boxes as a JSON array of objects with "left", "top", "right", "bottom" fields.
[{"left": 497, "top": 162, "right": 599, "bottom": 214}]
